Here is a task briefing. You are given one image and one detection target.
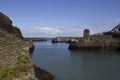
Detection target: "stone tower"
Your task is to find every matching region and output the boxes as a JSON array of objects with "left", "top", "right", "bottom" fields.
[{"left": 83, "top": 29, "right": 90, "bottom": 42}]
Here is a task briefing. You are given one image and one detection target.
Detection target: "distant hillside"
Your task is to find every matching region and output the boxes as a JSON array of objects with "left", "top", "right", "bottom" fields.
[
  {"left": 103, "top": 24, "right": 120, "bottom": 38},
  {"left": 0, "top": 12, "right": 23, "bottom": 39},
  {"left": 111, "top": 23, "right": 120, "bottom": 33}
]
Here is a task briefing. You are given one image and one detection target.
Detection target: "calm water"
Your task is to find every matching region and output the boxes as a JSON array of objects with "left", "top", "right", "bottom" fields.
[{"left": 31, "top": 40, "right": 120, "bottom": 80}]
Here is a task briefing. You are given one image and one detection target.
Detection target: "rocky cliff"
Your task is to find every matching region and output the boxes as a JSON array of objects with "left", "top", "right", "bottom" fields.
[
  {"left": 104, "top": 23, "right": 120, "bottom": 38},
  {"left": 111, "top": 23, "right": 120, "bottom": 33},
  {"left": 0, "top": 12, "right": 54, "bottom": 80},
  {"left": 0, "top": 12, "right": 23, "bottom": 39},
  {"left": 0, "top": 28, "right": 37, "bottom": 80}
]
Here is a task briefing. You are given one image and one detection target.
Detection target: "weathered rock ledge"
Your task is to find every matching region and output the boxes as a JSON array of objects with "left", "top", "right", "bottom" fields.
[
  {"left": 0, "top": 28, "right": 36, "bottom": 79},
  {"left": 0, "top": 12, "right": 54, "bottom": 80}
]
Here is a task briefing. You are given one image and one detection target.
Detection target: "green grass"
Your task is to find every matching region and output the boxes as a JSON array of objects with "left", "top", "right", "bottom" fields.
[
  {"left": 0, "top": 54, "right": 30, "bottom": 80},
  {"left": 0, "top": 66, "right": 26, "bottom": 80}
]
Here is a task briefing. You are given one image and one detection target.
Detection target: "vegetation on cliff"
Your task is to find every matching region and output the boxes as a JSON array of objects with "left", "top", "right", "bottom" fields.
[
  {"left": 0, "top": 28, "right": 36, "bottom": 80},
  {"left": 0, "top": 12, "right": 54, "bottom": 80}
]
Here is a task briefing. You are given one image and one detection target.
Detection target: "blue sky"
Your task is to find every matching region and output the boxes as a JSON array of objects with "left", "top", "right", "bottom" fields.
[{"left": 0, "top": 0, "right": 120, "bottom": 37}]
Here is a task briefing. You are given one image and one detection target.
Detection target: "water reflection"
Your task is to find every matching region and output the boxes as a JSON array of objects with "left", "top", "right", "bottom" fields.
[{"left": 32, "top": 41, "right": 120, "bottom": 80}]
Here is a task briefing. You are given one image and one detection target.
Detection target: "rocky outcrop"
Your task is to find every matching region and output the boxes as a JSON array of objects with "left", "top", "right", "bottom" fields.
[
  {"left": 0, "top": 27, "right": 53, "bottom": 80},
  {"left": 0, "top": 12, "right": 54, "bottom": 80},
  {"left": 0, "top": 28, "right": 37, "bottom": 80},
  {"left": 34, "top": 66, "right": 54, "bottom": 80},
  {"left": 111, "top": 23, "right": 120, "bottom": 33},
  {"left": 104, "top": 23, "right": 120, "bottom": 38},
  {"left": 0, "top": 12, "right": 12, "bottom": 32},
  {"left": 0, "top": 12, "right": 23, "bottom": 39},
  {"left": 11, "top": 26, "right": 23, "bottom": 39}
]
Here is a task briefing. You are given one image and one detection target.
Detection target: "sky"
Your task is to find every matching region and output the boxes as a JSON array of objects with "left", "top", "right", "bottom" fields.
[{"left": 0, "top": 0, "right": 120, "bottom": 37}]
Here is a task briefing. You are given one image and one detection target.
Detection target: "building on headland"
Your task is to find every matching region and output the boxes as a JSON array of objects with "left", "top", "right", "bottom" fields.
[
  {"left": 52, "top": 37, "right": 82, "bottom": 43},
  {"left": 69, "top": 24, "right": 120, "bottom": 51},
  {"left": 83, "top": 29, "right": 90, "bottom": 42},
  {"left": 83, "top": 29, "right": 119, "bottom": 43}
]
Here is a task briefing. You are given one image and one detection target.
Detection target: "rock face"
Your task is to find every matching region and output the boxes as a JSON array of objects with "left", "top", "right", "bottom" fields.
[
  {"left": 104, "top": 23, "right": 120, "bottom": 38},
  {"left": 11, "top": 26, "right": 23, "bottom": 39},
  {"left": 0, "top": 12, "right": 54, "bottom": 80},
  {"left": 0, "top": 12, "right": 23, "bottom": 39},
  {"left": 34, "top": 66, "right": 54, "bottom": 80},
  {"left": 0, "top": 28, "right": 36, "bottom": 80}
]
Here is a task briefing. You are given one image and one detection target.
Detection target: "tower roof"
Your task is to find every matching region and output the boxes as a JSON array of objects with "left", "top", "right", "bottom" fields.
[{"left": 84, "top": 29, "right": 89, "bottom": 31}]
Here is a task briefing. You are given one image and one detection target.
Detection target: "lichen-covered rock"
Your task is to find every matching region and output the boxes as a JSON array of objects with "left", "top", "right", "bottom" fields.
[
  {"left": 0, "top": 12, "right": 54, "bottom": 80},
  {"left": 0, "top": 28, "right": 37, "bottom": 80},
  {"left": 0, "top": 27, "right": 54, "bottom": 80}
]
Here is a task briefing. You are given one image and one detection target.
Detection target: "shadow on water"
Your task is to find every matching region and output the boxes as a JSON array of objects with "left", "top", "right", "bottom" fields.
[
  {"left": 31, "top": 41, "right": 120, "bottom": 80},
  {"left": 69, "top": 49, "right": 120, "bottom": 56}
]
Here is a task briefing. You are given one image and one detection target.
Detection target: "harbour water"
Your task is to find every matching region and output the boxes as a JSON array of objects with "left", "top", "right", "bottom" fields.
[{"left": 31, "top": 39, "right": 120, "bottom": 80}]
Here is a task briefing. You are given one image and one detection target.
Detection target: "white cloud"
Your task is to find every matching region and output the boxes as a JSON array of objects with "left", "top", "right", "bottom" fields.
[
  {"left": 26, "top": 27, "right": 66, "bottom": 34},
  {"left": 23, "top": 26, "right": 84, "bottom": 37},
  {"left": 22, "top": 23, "right": 113, "bottom": 37}
]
